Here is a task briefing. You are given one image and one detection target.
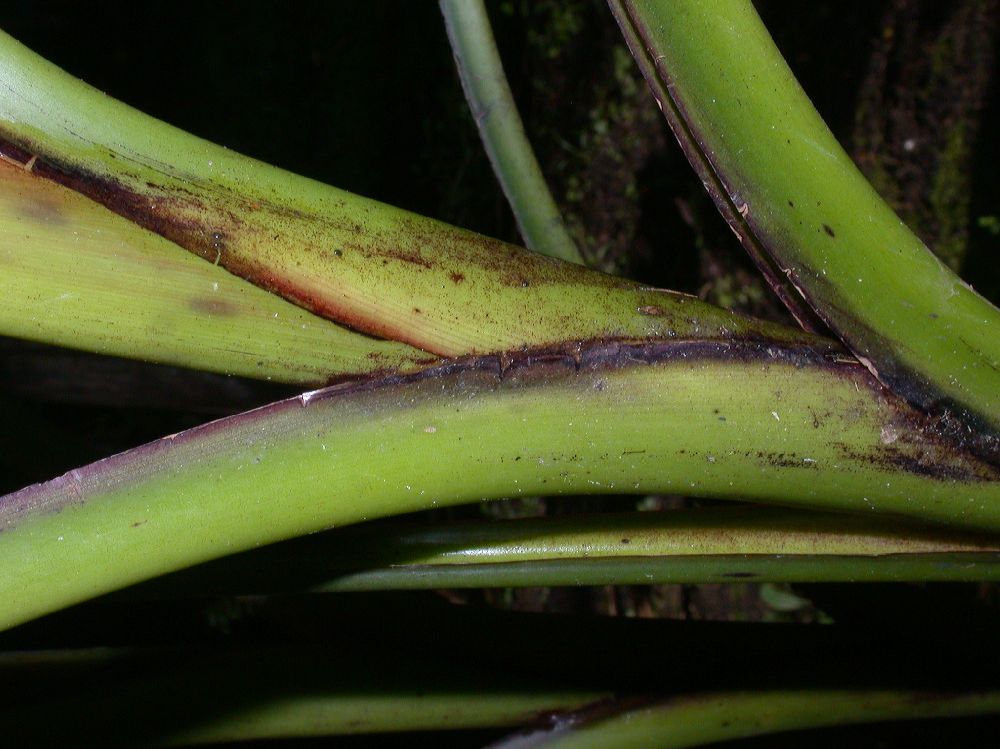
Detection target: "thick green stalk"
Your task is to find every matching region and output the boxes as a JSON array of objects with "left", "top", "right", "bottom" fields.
[
  {"left": 1, "top": 340, "right": 996, "bottom": 630},
  {"left": 610, "top": 0, "right": 1000, "bottom": 435},
  {"left": 139, "top": 509, "right": 1000, "bottom": 596},
  {"left": 495, "top": 690, "right": 1000, "bottom": 748},
  {"left": 0, "top": 29, "right": 798, "bottom": 358},
  {"left": 440, "top": 0, "right": 584, "bottom": 264},
  {"left": 0, "top": 157, "right": 431, "bottom": 383}
]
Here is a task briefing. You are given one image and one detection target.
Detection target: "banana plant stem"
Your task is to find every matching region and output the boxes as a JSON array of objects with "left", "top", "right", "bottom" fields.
[{"left": 1, "top": 339, "right": 997, "bottom": 631}]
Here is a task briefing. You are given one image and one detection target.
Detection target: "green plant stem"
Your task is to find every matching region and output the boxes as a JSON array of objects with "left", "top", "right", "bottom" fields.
[
  {"left": 610, "top": 0, "right": 1000, "bottom": 435},
  {"left": 135, "top": 509, "right": 1000, "bottom": 597},
  {"left": 0, "top": 647, "right": 605, "bottom": 745},
  {"left": 440, "top": 0, "right": 583, "bottom": 264},
  {"left": 317, "top": 553, "right": 1000, "bottom": 590},
  {"left": 1, "top": 339, "right": 996, "bottom": 631},
  {"left": 0, "top": 28, "right": 781, "bottom": 359},
  {"left": 339, "top": 506, "right": 999, "bottom": 558},
  {"left": 0, "top": 156, "right": 431, "bottom": 383},
  {"left": 494, "top": 689, "right": 1000, "bottom": 748}
]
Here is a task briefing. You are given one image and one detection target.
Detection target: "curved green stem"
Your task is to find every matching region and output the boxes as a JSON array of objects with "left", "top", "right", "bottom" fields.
[
  {"left": 610, "top": 0, "right": 1000, "bottom": 435},
  {"left": 138, "top": 509, "right": 1000, "bottom": 597},
  {"left": 495, "top": 689, "right": 1000, "bottom": 748},
  {"left": 2, "top": 340, "right": 996, "bottom": 631},
  {"left": 340, "top": 506, "right": 999, "bottom": 559},
  {"left": 318, "top": 553, "right": 1000, "bottom": 590},
  {"left": 440, "top": 0, "right": 583, "bottom": 264}
]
